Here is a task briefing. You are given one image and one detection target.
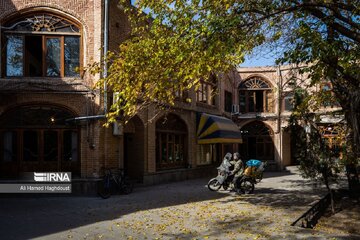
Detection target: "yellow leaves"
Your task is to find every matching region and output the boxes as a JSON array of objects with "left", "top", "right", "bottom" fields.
[{"left": 86, "top": 3, "right": 250, "bottom": 122}]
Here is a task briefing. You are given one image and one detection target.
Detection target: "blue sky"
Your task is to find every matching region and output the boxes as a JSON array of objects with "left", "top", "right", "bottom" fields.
[{"left": 241, "top": 55, "right": 277, "bottom": 67}]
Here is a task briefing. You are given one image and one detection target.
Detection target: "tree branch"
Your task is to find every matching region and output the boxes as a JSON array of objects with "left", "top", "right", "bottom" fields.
[
  {"left": 304, "top": 6, "right": 360, "bottom": 43},
  {"left": 235, "top": 1, "right": 360, "bottom": 43}
]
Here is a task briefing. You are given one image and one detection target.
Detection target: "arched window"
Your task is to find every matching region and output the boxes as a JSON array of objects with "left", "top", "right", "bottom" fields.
[
  {"left": 0, "top": 105, "right": 80, "bottom": 178},
  {"left": 156, "top": 114, "right": 187, "bottom": 170},
  {"left": 240, "top": 121, "right": 274, "bottom": 162},
  {"left": 2, "top": 12, "right": 81, "bottom": 78},
  {"left": 238, "top": 77, "right": 274, "bottom": 113}
]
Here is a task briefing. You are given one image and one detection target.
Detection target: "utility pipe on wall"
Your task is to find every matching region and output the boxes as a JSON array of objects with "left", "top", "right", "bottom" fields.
[
  {"left": 277, "top": 65, "right": 283, "bottom": 170},
  {"left": 103, "top": 0, "right": 109, "bottom": 114}
]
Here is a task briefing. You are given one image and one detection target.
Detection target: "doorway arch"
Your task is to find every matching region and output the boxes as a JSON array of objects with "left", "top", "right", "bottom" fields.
[
  {"left": 156, "top": 114, "right": 188, "bottom": 170},
  {"left": 123, "top": 115, "right": 144, "bottom": 182},
  {"left": 239, "top": 121, "right": 274, "bottom": 162},
  {"left": 0, "top": 104, "right": 80, "bottom": 178}
]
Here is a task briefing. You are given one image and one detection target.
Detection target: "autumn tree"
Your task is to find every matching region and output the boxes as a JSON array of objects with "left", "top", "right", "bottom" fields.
[
  {"left": 288, "top": 83, "right": 349, "bottom": 211},
  {"left": 93, "top": 0, "right": 359, "bottom": 187},
  {"left": 272, "top": 0, "right": 360, "bottom": 193}
]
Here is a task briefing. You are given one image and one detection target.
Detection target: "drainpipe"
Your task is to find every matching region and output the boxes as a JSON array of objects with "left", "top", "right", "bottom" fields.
[
  {"left": 102, "top": 0, "right": 109, "bottom": 174},
  {"left": 277, "top": 65, "right": 283, "bottom": 170},
  {"left": 103, "top": 0, "right": 109, "bottom": 115}
]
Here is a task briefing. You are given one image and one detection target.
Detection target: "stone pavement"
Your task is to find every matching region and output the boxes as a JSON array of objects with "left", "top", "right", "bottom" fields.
[{"left": 0, "top": 166, "right": 358, "bottom": 240}]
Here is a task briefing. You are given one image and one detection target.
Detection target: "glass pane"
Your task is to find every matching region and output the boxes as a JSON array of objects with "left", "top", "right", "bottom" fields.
[
  {"left": 225, "top": 91, "right": 232, "bottom": 112},
  {"left": 6, "top": 35, "right": 23, "bottom": 76},
  {"left": 63, "top": 130, "right": 78, "bottom": 161},
  {"left": 203, "top": 144, "right": 211, "bottom": 164},
  {"left": 175, "top": 144, "right": 180, "bottom": 162},
  {"left": 5, "top": 14, "right": 80, "bottom": 33},
  {"left": 160, "top": 134, "right": 166, "bottom": 163},
  {"left": 284, "top": 94, "right": 294, "bottom": 111},
  {"left": 2, "top": 131, "right": 17, "bottom": 162},
  {"left": 26, "top": 35, "right": 43, "bottom": 77},
  {"left": 256, "top": 91, "right": 264, "bottom": 112},
  {"left": 46, "top": 38, "right": 61, "bottom": 77},
  {"left": 44, "top": 131, "right": 58, "bottom": 161},
  {"left": 176, "top": 143, "right": 183, "bottom": 162},
  {"left": 249, "top": 92, "right": 255, "bottom": 112},
  {"left": 64, "top": 37, "right": 80, "bottom": 77},
  {"left": 156, "top": 134, "right": 160, "bottom": 164},
  {"left": 239, "top": 92, "right": 246, "bottom": 113},
  {"left": 23, "top": 131, "right": 39, "bottom": 161},
  {"left": 168, "top": 143, "right": 173, "bottom": 162}
]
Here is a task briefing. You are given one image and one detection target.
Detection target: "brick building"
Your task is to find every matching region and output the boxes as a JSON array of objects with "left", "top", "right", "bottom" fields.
[
  {"left": 0, "top": 0, "right": 239, "bottom": 186},
  {"left": 0, "top": 0, "right": 117, "bottom": 183},
  {"left": 0, "top": 1, "right": 342, "bottom": 189}
]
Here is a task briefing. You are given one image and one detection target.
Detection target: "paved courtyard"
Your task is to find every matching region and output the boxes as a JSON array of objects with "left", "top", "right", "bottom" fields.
[{"left": 0, "top": 167, "right": 358, "bottom": 240}]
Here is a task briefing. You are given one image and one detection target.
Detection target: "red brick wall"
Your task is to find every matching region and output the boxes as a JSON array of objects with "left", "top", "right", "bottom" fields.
[{"left": 0, "top": 0, "right": 133, "bottom": 178}]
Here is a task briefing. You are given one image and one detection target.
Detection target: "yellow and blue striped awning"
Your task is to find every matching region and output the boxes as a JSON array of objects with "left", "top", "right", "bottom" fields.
[{"left": 197, "top": 113, "right": 242, "bottom": 144}]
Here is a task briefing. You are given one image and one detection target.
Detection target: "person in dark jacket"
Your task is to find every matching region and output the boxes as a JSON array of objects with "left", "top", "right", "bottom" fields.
[{"left": 229, "top": 152, "right": 244, "bottom": 190}]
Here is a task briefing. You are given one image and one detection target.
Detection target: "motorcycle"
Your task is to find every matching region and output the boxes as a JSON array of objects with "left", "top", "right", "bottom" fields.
[
  {"left": 236, "top": 160, "right": 267, "bottom": 193},
  {"left": 207, "top": 158, "right": 255, "bottom": 194},
  {"left": 207, "top": 159, "right": 267, "bottom": 194},
  {"left": 208, "top": 172, "right": 255, "bottom": 194},
  {"left": 244, "top": 159, "right": 267, "bottom": 183},
  {"left": 207, "top": 157, "right": 232, "bottom": 190}
]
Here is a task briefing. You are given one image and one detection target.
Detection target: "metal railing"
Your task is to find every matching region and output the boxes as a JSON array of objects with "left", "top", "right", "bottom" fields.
[{"left": 291, "top": 192, "right": 331, "bottom": 228}]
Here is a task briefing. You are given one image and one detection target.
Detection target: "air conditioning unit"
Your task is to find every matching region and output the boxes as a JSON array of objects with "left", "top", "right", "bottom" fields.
[
  {"left": 231, "top": 104, "right": 240, "bottom": 115},
  {"left": 113, "top": 122, "right": 123, "bottom": 136}
]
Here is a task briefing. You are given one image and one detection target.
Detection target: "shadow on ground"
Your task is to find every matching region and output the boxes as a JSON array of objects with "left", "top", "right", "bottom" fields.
[{"left": 0, "top": 171, "right": 355, "bottom": 239}]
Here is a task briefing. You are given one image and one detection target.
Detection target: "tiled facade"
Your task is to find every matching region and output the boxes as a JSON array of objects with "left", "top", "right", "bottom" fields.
[{"left": 0, "top": 0, "right": 340, "bottom": 188}]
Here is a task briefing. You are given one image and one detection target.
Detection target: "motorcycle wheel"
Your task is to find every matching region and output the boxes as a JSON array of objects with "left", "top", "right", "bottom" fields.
[
  {"left": 208, "top": 178, "right": 221, "bottom": 191},
  {"left": 238, "top": 179, "right": 254, "bottom": 194},
  {"left": 255, "top": 172, "right": 263, "bottom": 183}
]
